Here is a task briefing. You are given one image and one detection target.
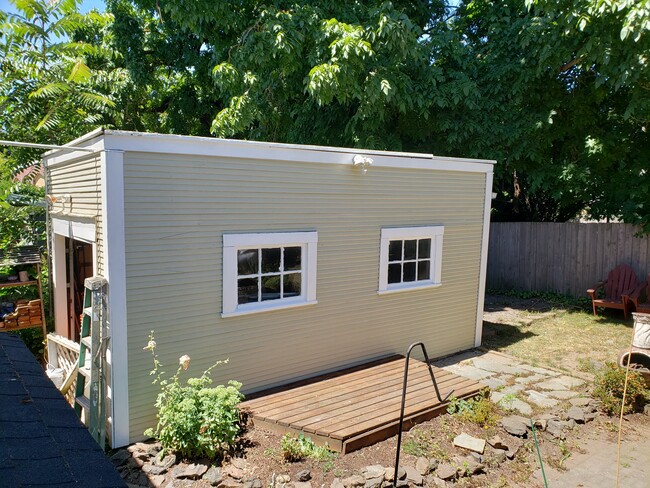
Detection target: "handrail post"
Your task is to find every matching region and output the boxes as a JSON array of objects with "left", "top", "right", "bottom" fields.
[{"left": 393, "top": 342, "right": 454, "bottom": 487}]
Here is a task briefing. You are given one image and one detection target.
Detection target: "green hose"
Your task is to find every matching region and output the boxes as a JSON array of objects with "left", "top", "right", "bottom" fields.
[{"left": 531, "top": 418, "right": 549, "bottom": 488}]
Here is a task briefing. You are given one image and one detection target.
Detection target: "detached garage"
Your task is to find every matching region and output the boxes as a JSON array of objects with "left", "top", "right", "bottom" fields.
[{"left": 43, "top": 129, "right": 495, "bottom": 447}]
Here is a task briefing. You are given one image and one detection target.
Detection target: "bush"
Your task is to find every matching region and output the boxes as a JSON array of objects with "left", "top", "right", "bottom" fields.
[
  {"left": 592, "top": 362, "right": 650, "bottom": 416},
  {"left": 280, "top": 433, "right": 335, "bottom": 463},
  {"left": 447, "top": 393, "right": 498, "bottom": 427},
  {"left": 143, "top": 332, "right": 244, "bottom": 460}
]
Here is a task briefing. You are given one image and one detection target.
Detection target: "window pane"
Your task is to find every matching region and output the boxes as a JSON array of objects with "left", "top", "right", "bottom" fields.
[
  {"left": 261, "top": 248, "right": 281, "bottom": 273},
  {"left": 404, "top": 240, "right": 417, "bottom": 260},
  {"left": 284, "top": 247, "right": 301, "bottom": 271},
  {"left": 403, "top": 262, "right": 416, "bottom": 282},
  {"left": 418, "top": 260, "right": 430, "bottom": 281},
  {"left": 283, "top": 273, "right": 301, "bottom": 297},
  {"left": 238, "top": 278, "right": 258, "bottom": 304},
  {"left": 388, "top": 263, "right": 401, "bottom": 284},
  {"left": 418, "top": 239, "right": 431, "bottom": 259},
  {"left": 261, "top": 275, "right": 281, "bottom": 301},
  {"left": 237, "top": 249, "right": 258, "bottom": 276},
  {"left": 389, "top": 240, "right": 402, "bottom": 262}
]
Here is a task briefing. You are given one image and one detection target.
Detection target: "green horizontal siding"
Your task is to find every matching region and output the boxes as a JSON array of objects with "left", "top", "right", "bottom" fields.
[{"left": 123, "top": 153, "right": 487, "bottom": 441}]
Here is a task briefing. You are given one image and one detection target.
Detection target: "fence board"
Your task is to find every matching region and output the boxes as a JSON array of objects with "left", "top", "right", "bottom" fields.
[{"left": 487, "top": 222, "right": 650, "bottom": 297}]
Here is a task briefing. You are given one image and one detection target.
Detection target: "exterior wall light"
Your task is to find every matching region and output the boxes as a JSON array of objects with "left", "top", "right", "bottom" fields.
[{"left": 353, "top": 155, "right": 373, "bottom": 174}]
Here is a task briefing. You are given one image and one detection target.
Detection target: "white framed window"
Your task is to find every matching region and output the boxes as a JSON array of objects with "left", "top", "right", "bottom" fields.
[
  {"left": 378, "top": 226, "right": 444, "bottom": 294},
  {"left": 222, "top": 231, "right": 318, "bottom": 317}
]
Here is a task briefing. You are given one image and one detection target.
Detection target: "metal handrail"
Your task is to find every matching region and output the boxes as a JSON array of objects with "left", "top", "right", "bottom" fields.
[{"left": 393, "top": 342, "right": 454, "bottom": 486}]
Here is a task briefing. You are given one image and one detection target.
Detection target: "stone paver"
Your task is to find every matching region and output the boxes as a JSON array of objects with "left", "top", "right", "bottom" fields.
[
  {"left": 445, "top": 363, "right": 496, "bottom": 381},
  {"left": 490, "top": 391, "right": 533, "bottom": 416},
  {"left": 480, "top": 376, "right": 508, "bottom": 389},
  {"left": 514, "top": 373, "right": 548, "bottom": 384},
  {"left": 545, "top": 390, "right": 580, "bottom": 400},
  {"left": 471, "top": 357, "right": 523, "bottom": 375},
  {"left": 518, "top": 364, "right": 561, "bottom": 376},
  {"left": 537, "top": 375, "right": 585, "bottom": 391},
  {"left": 525, "top": 390, "right": 559, "bottom": 408}
]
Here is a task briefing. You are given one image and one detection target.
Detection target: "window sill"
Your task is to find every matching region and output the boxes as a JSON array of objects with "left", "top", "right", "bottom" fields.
[
  {"left": 377, "top": 283, "right": 442, "bottom": 295},
  {"left": 221, "top": 300, "right": 317, "bottom": 318}
]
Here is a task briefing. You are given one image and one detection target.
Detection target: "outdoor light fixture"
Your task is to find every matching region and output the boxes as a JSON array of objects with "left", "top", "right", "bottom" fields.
[
  {"left": 353, "top": 154, "right": 373, "bottom": 174},
  {"left": 46, "top": 194, "right": 71, "bottom": 205}
]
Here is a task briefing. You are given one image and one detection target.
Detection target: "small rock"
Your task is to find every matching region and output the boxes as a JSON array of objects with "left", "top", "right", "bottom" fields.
[
  {"left": 294, "top": 482, "right": 312, "bottom": 488},
  {"left": 363, "top": 466, "right": 385, "bottom": 480},
  {"left": 403, "top": 466, "right": 423, "bottom": 486},
  {"left": 436, "top": 463, "right": 458, "bottom": 481},
  {"left": 342, "top": 475, "right": 365, "bottom": 488},
  {"left": 276, "top": 475, "right": 291, "bottom": 484},
  {"left": 173, "top": 463, "right": 208, "bottom": 480},
  {"left": 297, "top": 470, "right": 311, "bottom": 482},
  {"left": 243, "top": 479, "right": 262, "bottom": 488},
  {"left": 470, "top": 452, "right": 484, "bottom": 463},
  {"left": 487, "top": 435, "right": 508, "bottom": 450},
  {"left": 416, "top": 457, "right": 431, "bottom": 476},
  {"left": 566, "top": 406, "right": 586, "bottom": 423},
  {"left": 500, "top": 416, "right": 529, "bottom": 437},
  {"left": 569, "top": 397, "right": 593, "bottom": 407},
  {"left": 585, "top": 412, "right": 597, "bottom": 422},
  {"left": 225, "top": 466, "right": 244, "bottom": 480},
  {"left": 533, "top": 418, "right": 547, "bottom": 431},
  {"left": 331, "top": 479, "right": 345, "bottom": 488},
  {"left": 155, "top": 452, "right": 177, "bottom": 469},
  {"left": 217, "top": 479, "right": 243, "bottom": 488},
  {"left": 128, "top": 442, "right": 150, "bottom": 454},
  {"left": 644, "top": 404, "right": 650, "bottom": 416},
  {"left": 204, "top": 467, "right": 223, "bottom": 486},
  {"left": 384, "top": 467, "right": 406, "bottom": 482},
  {"left": 142, "top": 464, "right": 167, "bottom": 475},
  {"left": 231, "top": 458, "right": 247, "bottom": 470},
  {"left": 458, "top": 457, "right": 484, "bottom": 477},
  {"left": 363, "top": 477, "right": 382, "bottom": 488},
  {"left": 501, "top": 436, "right": 523, "bottom": 459},
  {"left": 453, "top": 432, "right": 486, "bottom": 453},
  {"left": 110, "top": 449, "right": 131, "bottom": 466},
  {"left": 486, "top": 448, "right": 507, "bottom": 466},
  {"left": 150, "top": 474, "right": 166, "bottom": 487},
  {"left": 546, "top": 419, "right": 567, "bottom": 439}
]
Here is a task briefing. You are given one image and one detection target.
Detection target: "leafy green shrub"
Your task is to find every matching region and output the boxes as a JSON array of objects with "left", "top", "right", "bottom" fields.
[
  {"left": 143, "top": 332, "right": 244, "bottom": 460},
  {"left": 592, "top": 362, "right": 650, "bottom": 416},
  {"left": 447, "top": 394, "right": 498, "bottom": 426},
  {"left": 280, "top": 433, "right": 336, "bottom": 463}
]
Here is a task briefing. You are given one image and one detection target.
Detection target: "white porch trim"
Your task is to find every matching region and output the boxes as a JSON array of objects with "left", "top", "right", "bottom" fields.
[{"left": 474, "top": 170, "right": 494, "bottom": 347}]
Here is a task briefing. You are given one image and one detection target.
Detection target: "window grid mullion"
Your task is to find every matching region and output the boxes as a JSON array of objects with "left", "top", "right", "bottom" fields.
[{"left": 257, "top": 247, "right": 262, "bottom": 302}]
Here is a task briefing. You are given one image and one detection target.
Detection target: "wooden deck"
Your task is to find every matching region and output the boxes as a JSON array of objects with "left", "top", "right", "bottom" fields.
[{"left": 240, "top": 356, "right": 485, "bottom": 454}]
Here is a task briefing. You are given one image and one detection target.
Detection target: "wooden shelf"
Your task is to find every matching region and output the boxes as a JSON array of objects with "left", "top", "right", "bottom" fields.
[
  {"left": 0, "top": 322, "right": 42, "bottom": 333},
  {"left": 0, "top": 280, "right": 39, "bottom": 289}
]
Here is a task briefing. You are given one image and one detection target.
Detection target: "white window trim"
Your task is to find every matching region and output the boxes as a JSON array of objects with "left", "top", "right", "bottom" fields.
[
  {"left": 222, "top": 231, "right": 318, "bottom": 317},
  {"left": 378, "top": 226, "right": 444, "bottom": 294}
]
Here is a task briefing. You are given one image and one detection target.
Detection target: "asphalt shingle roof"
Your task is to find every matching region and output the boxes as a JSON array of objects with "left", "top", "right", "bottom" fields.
[{"left": 0, "top": 333, "right": 126, "bottom": 487}]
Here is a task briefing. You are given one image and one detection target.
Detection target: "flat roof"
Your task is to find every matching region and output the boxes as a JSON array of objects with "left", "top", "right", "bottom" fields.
[{"left": 43, "top": 129, "right": 496, "bottom": 174}]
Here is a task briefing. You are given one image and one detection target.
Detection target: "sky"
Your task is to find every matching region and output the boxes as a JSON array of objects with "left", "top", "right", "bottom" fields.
[{"left": 0, "top": 0, "right": 106, "bottom": 14}]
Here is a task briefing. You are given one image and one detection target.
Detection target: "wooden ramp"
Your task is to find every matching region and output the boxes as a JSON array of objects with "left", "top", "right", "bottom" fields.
[{"left": 240, "top": 356, "right": 485, "bottom": 454}]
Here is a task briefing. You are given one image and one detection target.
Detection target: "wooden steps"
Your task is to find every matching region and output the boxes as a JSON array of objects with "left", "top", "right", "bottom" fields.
[{"left": 240, "top": 356, "right": 485, "bottom": 454}]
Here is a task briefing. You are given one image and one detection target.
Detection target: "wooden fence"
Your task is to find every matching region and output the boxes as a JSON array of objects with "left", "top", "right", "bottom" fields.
[{"left": 487, "top": 222, "right": 650, "bottom": 297}]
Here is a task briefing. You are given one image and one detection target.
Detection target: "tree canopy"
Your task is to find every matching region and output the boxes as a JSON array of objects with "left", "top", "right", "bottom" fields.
[{"left": 1, "top": 0, "right": 649, "bottom": 232}]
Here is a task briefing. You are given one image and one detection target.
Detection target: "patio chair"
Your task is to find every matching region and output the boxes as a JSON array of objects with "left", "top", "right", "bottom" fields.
[
  {"left": 624, "top": 273, "right": 650, "bottom": 315},
  {"left": 587, "top": 264, "right": 639, "bottom": 319}
]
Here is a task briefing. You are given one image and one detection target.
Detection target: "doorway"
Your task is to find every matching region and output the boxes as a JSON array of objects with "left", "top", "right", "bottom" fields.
[{"left": 65, "top": 238, "right": 93, "bottom": 342}]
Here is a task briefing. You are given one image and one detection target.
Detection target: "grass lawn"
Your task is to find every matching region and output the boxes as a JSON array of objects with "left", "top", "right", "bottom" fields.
[{"left": 482, "top": 293, "right": 635, "bottom": 375}]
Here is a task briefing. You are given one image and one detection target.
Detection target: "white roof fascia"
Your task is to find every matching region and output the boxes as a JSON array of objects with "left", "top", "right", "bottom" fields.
[{"left": 43, "top": 129, "right": 497, "bottom": 173}]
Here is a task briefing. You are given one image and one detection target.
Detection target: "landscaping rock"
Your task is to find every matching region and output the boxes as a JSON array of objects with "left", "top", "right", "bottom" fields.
[
  {"left": 296, "top": 470, "right": 311, "bottom": 482},
  {"left": 142, "top": 464, "right": 167, "bottom": 475},
  {"left": 363, "top": 477, "right": 383, "bottom": 488},
  {"left": 149, "top": 474, "right": 165, "bottom": 487},
  {"left": 203, "top": 467, "right": 223, "bottom": 486},
  {"left": 526, "top": 390, "right": 559, "bottom": 408},
  {"left": 644, "top": 404, "right": 650, "bottom": 416},
  {"left": 436, "top": 463, "right": 458, "bottom": 481},
  {"left": 217, "top": 479, "right": 243, "bottom": 488},
  {"left": 242, "top": 479, "right": 262, "bottom": 488},
  {"left": 231, "top": 458, "right": 247, "bottom": 470},
  {"left": 500, "top": 416, "right": 529, "bottom": 437},
  {"left": 585, "top": 412, "right": 597, "bottom": 422},
  {"left": 384, "top": 467, "right": 406, "bottom": 481},
  {"left": 331, "top": 479, "right": 345, "bottom": 488},
  {"left": 294, "top": 482, "right": 312, "bottom": 488},
  {"left": 546, "top": 419, "right": 567, "bottom": 439},
  {"left": 415, "top": 457, "right": 437, "bottom": 476},
  {"left": 110, "top": 449, "right": 131, "bottom": 466},
  {"left": 459, "top": 457, "right": 484, "bottom": 477},
  {"left": 155, "top": 452, "right": 177, "bottom": 469},
  {"left": 487, "top": 435, "right": 508, "bottom": 450},
  {"left": 569, "top": 397, "right": 594, "bottom": 408},
  {"left": 403, "top": 466, "right": 423, "bottom": 486},
  {"left": 453, "top": 433, "right": 486, "bottom": 454},
  {"left": 486, "top": 447, "right": 507, "bottom": 466},
  {"left": 362, "top": 466, "right": 385, "bottom": 480},
  {"left": 342, "top": 475, "right": 365, "bottom": 488},
  {"left": 276, "top": 475, "right": 291, "bottom": 484},
  {"left": 225, "top": 466, "right": 244, "bottom": 480},
  {"left": 567, "top": 406, "right": 586, "bottom": 423},
  {"left": 501, "top": 436, "right": 523, "bottom": 459},
  {"left": 173, "top": 463, "right": 208, "bottom": 480}
]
